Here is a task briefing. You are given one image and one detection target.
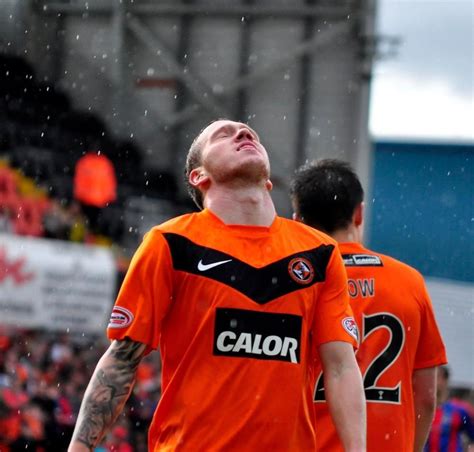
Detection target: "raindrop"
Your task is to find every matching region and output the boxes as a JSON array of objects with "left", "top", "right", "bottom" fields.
[{"left": 212, "top": 84, "right": 224, "bottom": 94}]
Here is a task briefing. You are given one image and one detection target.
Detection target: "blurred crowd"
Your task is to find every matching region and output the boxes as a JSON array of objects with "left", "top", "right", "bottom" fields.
[
  {"left": 0, "top": 53, "right": 182, "bottom": 255},
  {"left": 0, "top": 327, "right": 161, "bottom": 451}
]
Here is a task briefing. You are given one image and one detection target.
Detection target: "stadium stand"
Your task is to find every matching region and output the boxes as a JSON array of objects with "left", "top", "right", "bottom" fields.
[
  {"left": 0, "top": 52, "right": 183, "bottom": 247},
  {"left": 0, "top": 52, "right": 174, "bottom": 450}
]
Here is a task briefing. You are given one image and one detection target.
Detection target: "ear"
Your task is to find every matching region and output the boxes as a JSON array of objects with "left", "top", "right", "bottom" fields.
[
  {"left": 292, "top": 208, "right": 303, "bottom": 223},
  {"left": 265, "top": 179, "right": 273, "bottom": 191},
  {"left": 291, "top": 199, "right": 302, "bottom": 222},
  {"left": 353, "top": 202, "right": 364, "bottom": 227},
  {"left": 189, "top": 168, "right": 209, "bottom": 188}
]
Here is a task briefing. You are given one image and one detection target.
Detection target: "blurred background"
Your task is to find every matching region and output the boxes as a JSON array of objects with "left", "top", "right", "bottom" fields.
[{"left": 0, "top": 0, "right": 472, "bottom": 450}]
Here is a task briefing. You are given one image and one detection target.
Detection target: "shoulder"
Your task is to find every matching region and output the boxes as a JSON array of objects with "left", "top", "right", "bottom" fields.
[
  {"left": 142, "top": 212, "right": 203, "bottom": 240},
  {"left": 450, "top": 399, "right": 474, "bottom": 417},
  {"left": 367, "top": 247, "right": 426, "bottom": 286},
  {"left": 155, "top": 212, "right": 199, "bottom": 233},
  {"left": 135, "top": 213, "right": 199, "bottom": 250},
  {"left": 279, "top": 217, "right": 337, "bottom": 247}
]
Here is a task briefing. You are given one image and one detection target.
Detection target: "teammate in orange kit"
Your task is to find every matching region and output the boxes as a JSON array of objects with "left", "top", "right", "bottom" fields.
[
  {"left": 290, "top": 158, "right": 448, "bottom": 452},
  {"left": 68, "top": 121, "right": 366, "bottom": 452}
]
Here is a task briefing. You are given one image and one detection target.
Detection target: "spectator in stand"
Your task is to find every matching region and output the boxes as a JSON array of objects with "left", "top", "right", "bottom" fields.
[
  {"left": 42, "top": 199, "right": 72, "bottom": 241},
  {"left": 425, "top": 366, "right": 474, "bottom": 452},
  {"left": 73, "top": 151, "right": 117, "bottom": 234},
  {"left": 0, "top": 210, "right": 13, "bottom": 233},
  {"left": 103, "top": 425, "right": 134, "bottom": 452}
]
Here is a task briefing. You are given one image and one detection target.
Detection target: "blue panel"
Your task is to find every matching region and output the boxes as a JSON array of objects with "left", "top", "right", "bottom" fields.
[{"left": 369, "top": 141, "right": 473, "bottom": 282}]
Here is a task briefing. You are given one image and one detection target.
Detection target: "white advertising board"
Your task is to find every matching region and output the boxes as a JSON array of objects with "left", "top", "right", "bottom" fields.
[
  {"left": 427, "top": 277, "right": 474, "bottom": 388},
  {"left": 0, "top": 233, "right": 116, "bottom": 334}
]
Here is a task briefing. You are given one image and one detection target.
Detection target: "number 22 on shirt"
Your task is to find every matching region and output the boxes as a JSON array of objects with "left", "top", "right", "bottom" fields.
[{"left": 314, "top": 312, "right": 405, "bottom": 403}]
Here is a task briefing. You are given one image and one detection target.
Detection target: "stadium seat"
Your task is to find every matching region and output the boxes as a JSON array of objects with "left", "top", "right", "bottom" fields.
[
  {"left": 12, "top": 197, "right": 45, "bottom": 237},
  {"left": 0, "top": 167, "right": 18, "bottom": 206}
]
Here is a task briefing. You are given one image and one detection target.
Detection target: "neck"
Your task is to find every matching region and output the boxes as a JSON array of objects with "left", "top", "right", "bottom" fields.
[
  {"left": 330, "top": 224, "right": 363, "bottom": 244},
  {"left": 204, "top": 184, "right": 276, "bottom": 226}
]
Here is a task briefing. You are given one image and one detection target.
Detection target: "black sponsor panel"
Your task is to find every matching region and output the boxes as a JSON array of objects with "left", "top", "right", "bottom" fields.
[
  {"left": 342, "top": 254, "right": 383, "bottom": 267},
  {"left": 163, "top": 232, "right": 334, "bottom": 304},
  {"left": 213, "top": 308, "right": 302, "bottom": 364}
]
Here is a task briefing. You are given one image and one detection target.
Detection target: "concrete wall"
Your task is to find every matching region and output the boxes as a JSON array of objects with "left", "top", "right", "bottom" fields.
[{"left": 0, "top": 0, "right": 374, "bottom": 216}]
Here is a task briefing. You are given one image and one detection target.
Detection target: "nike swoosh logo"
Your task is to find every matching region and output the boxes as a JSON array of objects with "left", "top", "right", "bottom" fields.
[{"left": 197, "top": 259, "right": 232, "bottom": 271}]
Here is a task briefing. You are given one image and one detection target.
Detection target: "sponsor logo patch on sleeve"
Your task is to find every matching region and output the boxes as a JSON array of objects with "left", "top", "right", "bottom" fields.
[
  {"left": 342, "top": 317, "right": 359, "bottom": 342},
  {"left": 108, "top": 306, "right": 134, "bottom": 329},
  {"left": 342, "top": 254, "right": 383, "bottom": 267}
]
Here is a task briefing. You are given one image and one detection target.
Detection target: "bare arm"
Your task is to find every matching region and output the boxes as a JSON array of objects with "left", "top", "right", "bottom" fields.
[
  {"left": 319, "top": 341, "right": 366, "bottom": 452},
  {"left": 412, "top": 366, "right": 437, "bottom": 452},
  {"left": 68, "top": 338, "right": 147, "bottom": 452}
]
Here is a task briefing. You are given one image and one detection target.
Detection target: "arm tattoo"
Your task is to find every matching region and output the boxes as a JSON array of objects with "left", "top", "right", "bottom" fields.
[{"left": 72, "top": 338, "right": 146, "bottom": 449}]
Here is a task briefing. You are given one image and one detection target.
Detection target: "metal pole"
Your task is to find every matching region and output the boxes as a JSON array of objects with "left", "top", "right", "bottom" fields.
[
  {"left": 111, "top": 0, "right": 126, "bottom": 133},
  {"left": 39, "top": 2, "right": 356, "bottom": 19},
  {"left": 126, "top": 14, "right": 230, "bottom": 118},
  {"left": 354, "top": 0, "right": 377, "bottom": 244}
]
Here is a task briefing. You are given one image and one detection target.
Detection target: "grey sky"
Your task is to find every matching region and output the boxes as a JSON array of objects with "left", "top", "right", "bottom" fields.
[{"left": 370, "top": 0, "right": 474, "bottom": 140}]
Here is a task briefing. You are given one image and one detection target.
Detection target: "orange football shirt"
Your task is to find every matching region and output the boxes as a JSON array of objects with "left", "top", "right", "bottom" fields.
[
  {"left": 313, "top": 242, "right": 447, "bottom": 452},
  {"left": 107, "top": 209, "right": 357, "bottom": 451}
]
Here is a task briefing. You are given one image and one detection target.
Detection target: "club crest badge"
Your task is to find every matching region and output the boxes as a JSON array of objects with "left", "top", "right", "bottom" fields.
[{"left": 288, "top": 257, "right": 315, "bottom": 285}]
